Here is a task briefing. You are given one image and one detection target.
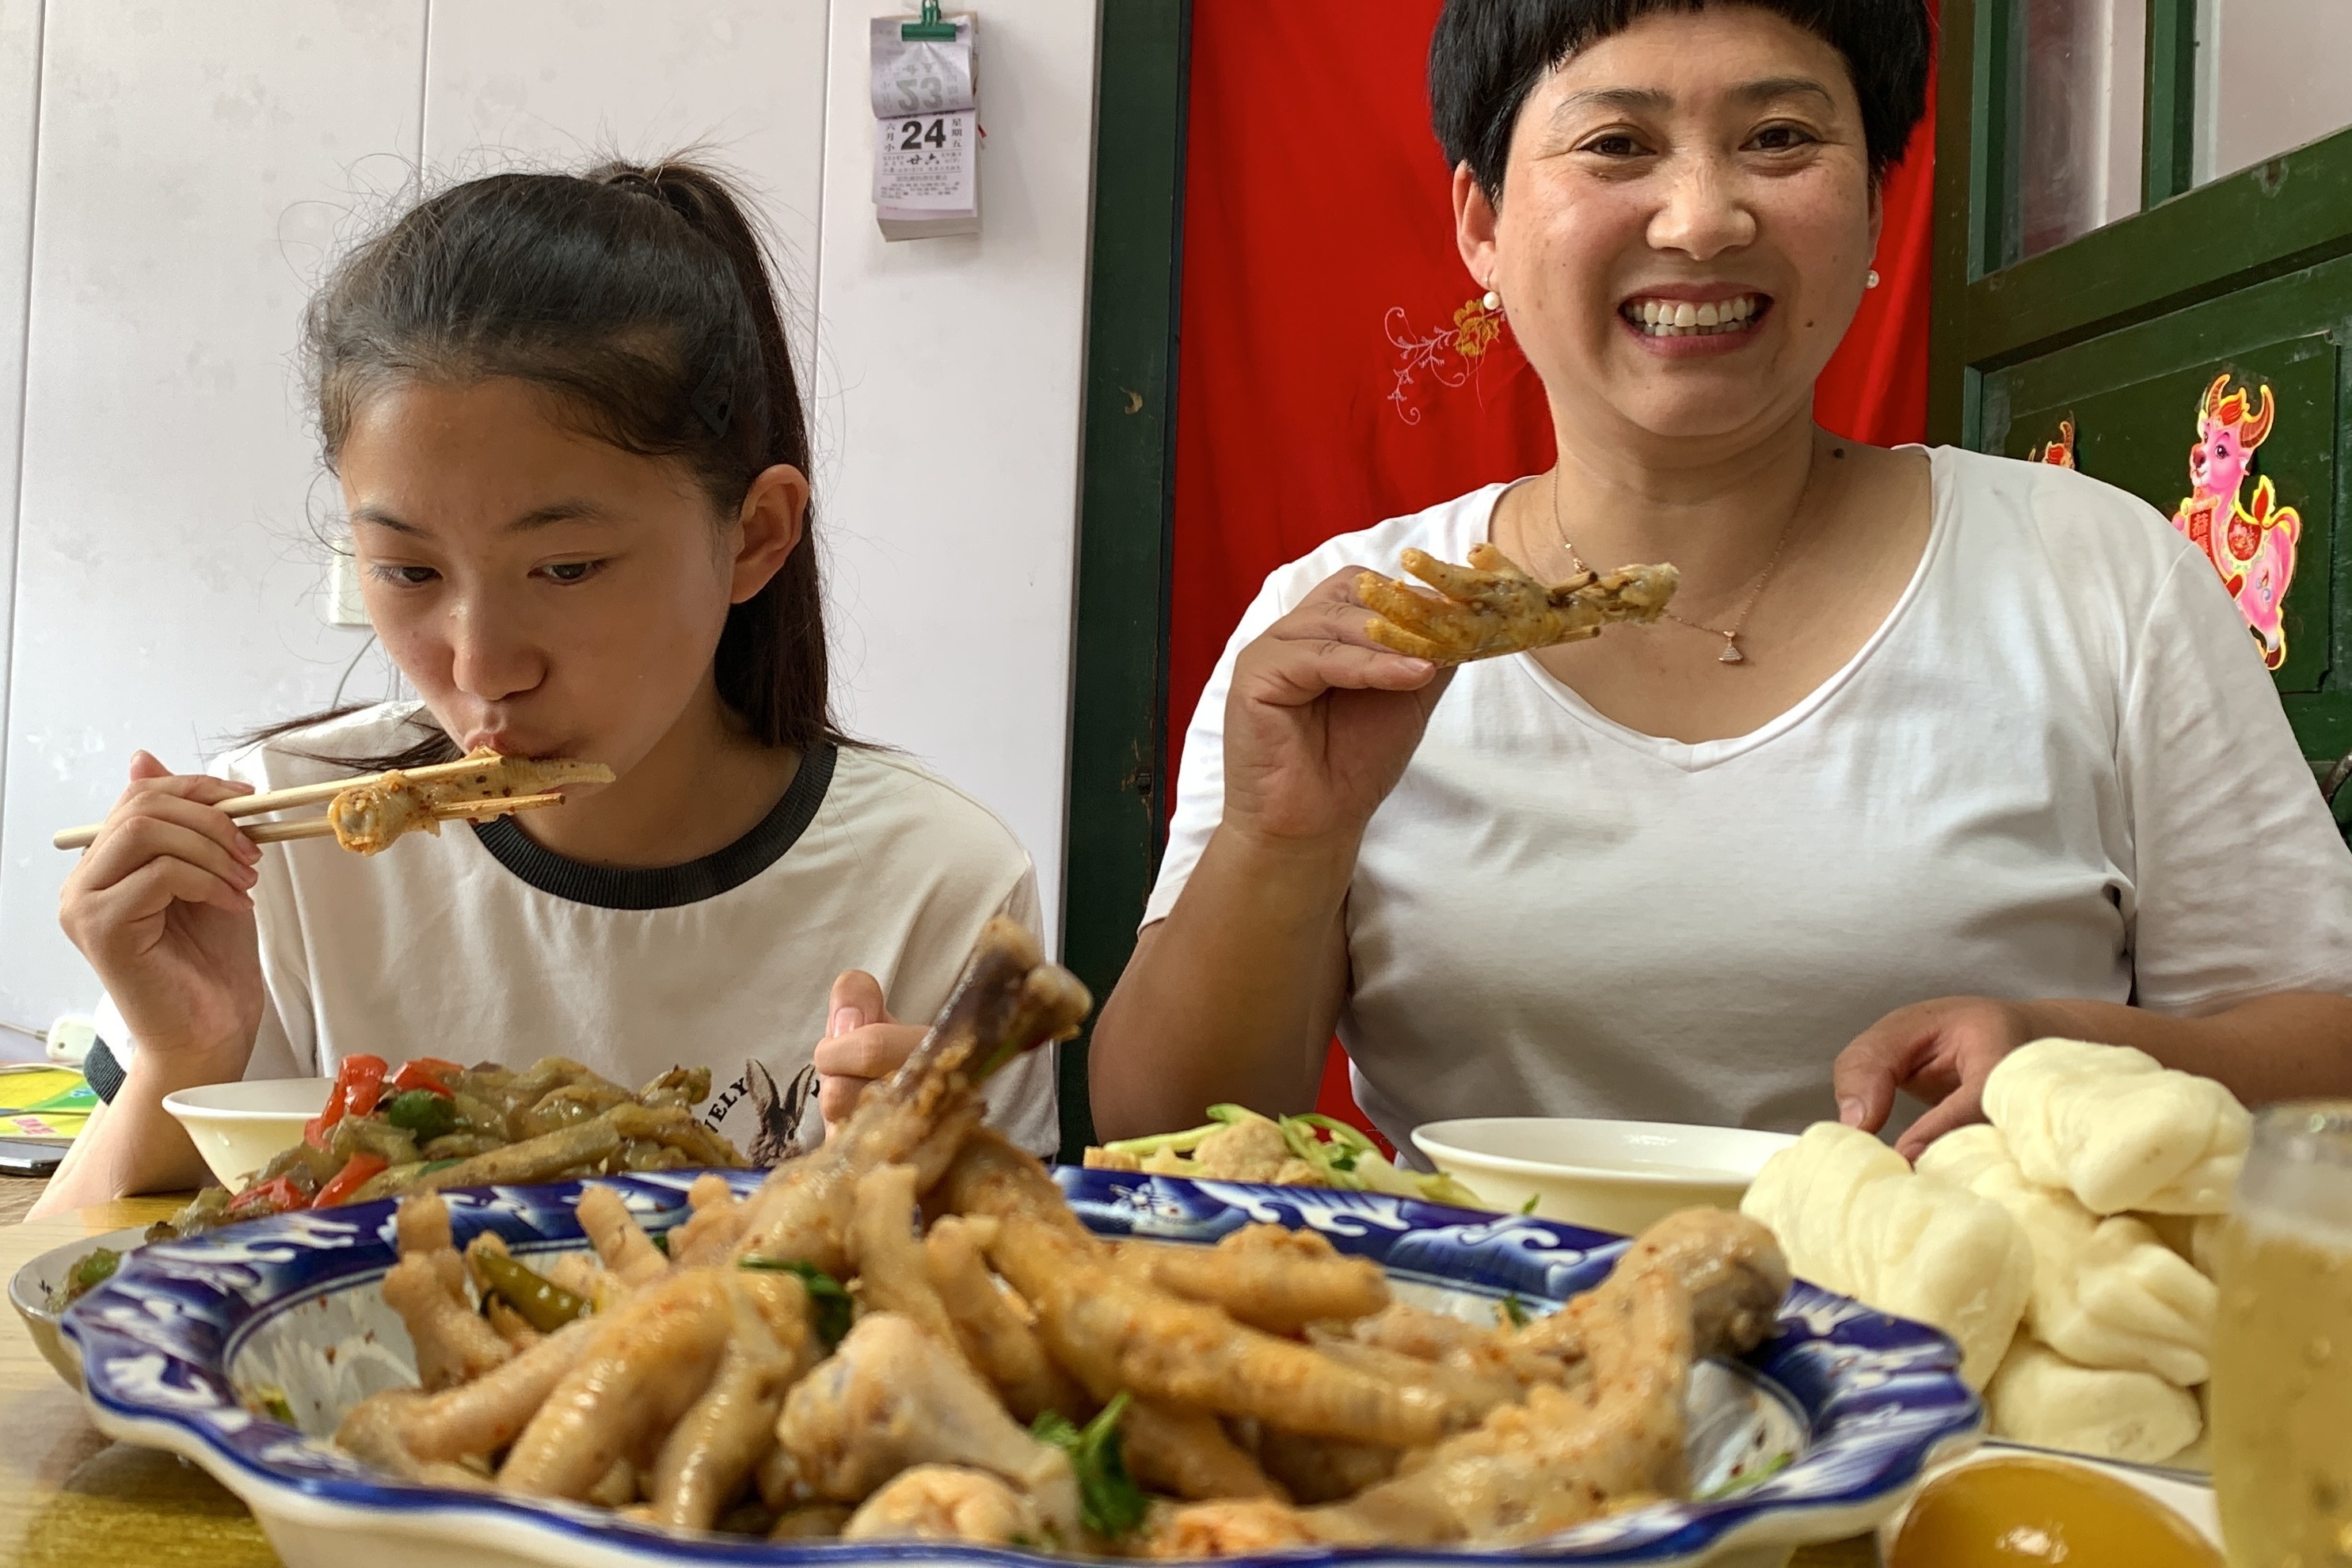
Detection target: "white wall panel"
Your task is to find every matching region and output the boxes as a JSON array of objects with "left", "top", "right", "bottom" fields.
[
  {"left": 0, "top": 1, "right": 44, "bottom": 855},
  {"left": 0, "top": 2, "right": 426, "bottom": 1040},
  {"left": 419, "top": 0, "right": 829, "bottom": 375},
  {"left": 816, "top": 0, "right": 1098, "bottom": 946}
]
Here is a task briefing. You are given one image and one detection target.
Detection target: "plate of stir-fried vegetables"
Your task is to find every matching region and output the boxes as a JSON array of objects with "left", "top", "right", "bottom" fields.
[
  {"left": 1084, "top": 1103, "right": 1492, "bottom": 1208},
  {"left": 154, "top": 1054, "right": 745, "bottom": 1243}
]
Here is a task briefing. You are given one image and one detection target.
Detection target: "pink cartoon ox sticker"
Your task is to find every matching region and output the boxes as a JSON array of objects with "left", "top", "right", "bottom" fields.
[{"left": 2171, "top": 373, "right": 2301, "bottom": 671}]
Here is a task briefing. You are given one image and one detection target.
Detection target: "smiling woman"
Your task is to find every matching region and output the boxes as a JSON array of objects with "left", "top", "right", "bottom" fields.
[
  {"left": 33, "top": 160, "right": 1057, "bottom": 1216},
  {"left": 1090, "top": 1, "right": 2352, "bottom": 1161}
]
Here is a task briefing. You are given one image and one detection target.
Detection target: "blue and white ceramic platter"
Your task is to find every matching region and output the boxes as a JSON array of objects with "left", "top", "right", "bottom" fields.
[{"left": 62, "top": 1168, "right": 1981, "bottom": 1568}]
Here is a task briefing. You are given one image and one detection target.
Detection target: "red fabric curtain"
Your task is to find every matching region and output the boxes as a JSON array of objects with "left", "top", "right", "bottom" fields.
[{"left": 1166, "top": 0, "right": 1937, "bottom": 1134}]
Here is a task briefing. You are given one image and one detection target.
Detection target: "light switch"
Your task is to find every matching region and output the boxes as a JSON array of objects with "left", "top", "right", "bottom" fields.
[{"left": 325, "top": 543, "right": 370, "bottom": 626}]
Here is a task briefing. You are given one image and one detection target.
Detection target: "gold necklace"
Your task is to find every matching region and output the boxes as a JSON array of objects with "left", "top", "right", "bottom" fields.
[{"left": 1548, "top": 464, "right": 1805, "bottom": 665}]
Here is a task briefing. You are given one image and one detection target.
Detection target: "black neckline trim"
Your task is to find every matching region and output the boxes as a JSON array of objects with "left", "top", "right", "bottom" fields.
[{"left": 470, "top": 744, "right": 838, "bottom": 911}]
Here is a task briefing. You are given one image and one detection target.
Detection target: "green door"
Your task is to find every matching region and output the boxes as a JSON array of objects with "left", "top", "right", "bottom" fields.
[{"left": 1931, "top": 0, "right": 2352, "bottom": 798}]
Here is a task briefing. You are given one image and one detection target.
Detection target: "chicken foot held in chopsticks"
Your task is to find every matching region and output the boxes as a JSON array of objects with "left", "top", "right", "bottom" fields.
[
  {"left": 732, "top": 918, "right": 1090, "bottom": 1277},
  {"left": 1357, "top": 545, "right": 1678, "bottom": 664}
]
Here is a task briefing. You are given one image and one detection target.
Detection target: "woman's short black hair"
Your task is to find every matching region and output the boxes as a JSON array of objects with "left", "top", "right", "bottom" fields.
[{"left": 1431, "top": 0, "right": 1935, "bottom": 200}]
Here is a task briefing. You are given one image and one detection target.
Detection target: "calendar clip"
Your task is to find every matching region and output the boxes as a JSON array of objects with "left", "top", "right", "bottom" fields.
[{"left": 901, "top": 2, "right": 957, "bottom": 41}]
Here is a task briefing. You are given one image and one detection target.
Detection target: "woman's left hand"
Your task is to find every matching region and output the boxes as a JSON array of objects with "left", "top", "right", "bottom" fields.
[
  {"left": 813, "top": 970, "right": 926, "bottom": 1135},
  {"left": 1831, "top": 996, "right": 2061, "bottom": 1161}
]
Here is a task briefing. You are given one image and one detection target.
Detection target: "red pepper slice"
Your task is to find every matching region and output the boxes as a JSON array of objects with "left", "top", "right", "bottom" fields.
[
  {"left": 304, "top": 1053, "right": 390, "bottom": 1147},
  {"left": 388, "top": 1058, "right": 462, "bottom": 1098},
  {"left": 227, "top": 1173, "right": 311, "bottom": 1218},
  {"left": 313, "top": 1151, "right": 389, "bottom": 1208}
]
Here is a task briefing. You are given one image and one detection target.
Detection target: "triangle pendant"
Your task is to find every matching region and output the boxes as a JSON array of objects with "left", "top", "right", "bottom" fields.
[{"left": 1718, "top": 640, "right": 1746, "bottom": 664}]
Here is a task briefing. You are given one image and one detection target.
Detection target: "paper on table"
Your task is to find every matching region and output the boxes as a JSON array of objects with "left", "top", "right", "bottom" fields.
[{"left": 0, "top": 1064, "right": 93, "bottom": 1143}]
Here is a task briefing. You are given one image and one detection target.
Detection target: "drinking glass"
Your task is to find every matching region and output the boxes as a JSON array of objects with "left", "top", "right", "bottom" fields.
[{"left": 2209, "top": 1102, "right": 2352, "bottom": 1568}]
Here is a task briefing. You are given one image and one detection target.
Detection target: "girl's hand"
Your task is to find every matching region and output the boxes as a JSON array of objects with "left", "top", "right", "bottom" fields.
[
  {"left": 1221, "top": 569, "right": 1452, "bottom": 847},
  {"left": 59, "top": 752, "right": 265, "bottom": 1079},
  {"left": 813, "top": 970, "right": 925, "bottom": 1134},
  {"left": 1831, "top": 996, "right": 2059, "bottom": 1161}
]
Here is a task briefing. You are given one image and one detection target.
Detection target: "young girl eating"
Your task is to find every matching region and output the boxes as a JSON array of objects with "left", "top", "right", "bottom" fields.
[{"left": 35, "top": 159, "right": 1052, "bottom": 1215}]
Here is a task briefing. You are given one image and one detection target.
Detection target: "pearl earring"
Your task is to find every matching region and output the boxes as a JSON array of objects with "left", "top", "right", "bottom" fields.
[
  {"left": 1482, "top": 285, "right": 1502, "bottom": 312},
  {"left": 1866, "top": 268, "right": 1881, "bottom": 289}
]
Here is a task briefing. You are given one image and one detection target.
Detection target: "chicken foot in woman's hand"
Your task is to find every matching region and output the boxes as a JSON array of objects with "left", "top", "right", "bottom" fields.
[
  {"left": 732, "top": 919, "right": 1090, "bottom": 1277},
  {"left": 1357, "top": 545, "right": 1678, "bottom": 664}
]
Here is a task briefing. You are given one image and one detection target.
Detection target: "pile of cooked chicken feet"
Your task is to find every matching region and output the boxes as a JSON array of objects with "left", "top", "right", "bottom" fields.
[{"left": 333, "top": 919, "right": 1794, "bottom": 1555}]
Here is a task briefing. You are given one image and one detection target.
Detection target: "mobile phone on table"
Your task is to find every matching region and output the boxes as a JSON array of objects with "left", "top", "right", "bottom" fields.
[{"left": 0, "top": 1139, "right": 64, "bottom": 1176}]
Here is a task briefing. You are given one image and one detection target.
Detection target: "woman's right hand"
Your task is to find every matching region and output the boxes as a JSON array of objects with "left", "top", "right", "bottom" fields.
[
  {"left": 59, "top": 751, "right": 265, "bottom": 1075},
  {"left": 1221, "top": 568, "right": 1452, "bottom": 847}
]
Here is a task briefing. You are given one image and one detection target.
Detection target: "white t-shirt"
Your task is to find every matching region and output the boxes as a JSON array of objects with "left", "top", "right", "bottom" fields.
[
  {"left": 105, "top": 703, "right": 1058, "bottom": 1158},
  {"left": 1147, "top": 447, "right": 2352, "bottom": 1148}
]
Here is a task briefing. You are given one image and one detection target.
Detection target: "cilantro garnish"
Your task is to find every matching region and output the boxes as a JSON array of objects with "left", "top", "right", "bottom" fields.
[{"left": 1031, "top": 1392, "right": 1146, "bottom": 1539}]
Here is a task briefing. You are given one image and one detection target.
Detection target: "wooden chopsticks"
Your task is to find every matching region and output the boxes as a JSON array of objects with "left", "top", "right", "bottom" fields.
[
  {"left": 52, "top": 754, "right": 572, "bottom": 851},
  {"left": 234, "top": 792, "right": 568, "bottom": 846}
]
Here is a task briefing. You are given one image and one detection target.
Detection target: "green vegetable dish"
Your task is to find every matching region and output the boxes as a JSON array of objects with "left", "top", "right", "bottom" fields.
[{"left": 1085, "top": 1103, "right": 1490, "bottom": 1208}]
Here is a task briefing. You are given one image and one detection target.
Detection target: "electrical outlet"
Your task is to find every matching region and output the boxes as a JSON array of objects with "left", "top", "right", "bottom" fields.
[{"left": 325, "top": 545, "right": 370, "bottom": 627}]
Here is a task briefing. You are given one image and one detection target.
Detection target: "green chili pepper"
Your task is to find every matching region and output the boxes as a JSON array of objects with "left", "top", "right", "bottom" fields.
[
  {"left": 740, "top": 1257, "right": 854, "bottom": 1349},
  {"left": 477, "top": 1250, "right": 589, "bottom": 1333},
  {"left": 383, "top": 1089, "right": 459, "bottom": 1142}
]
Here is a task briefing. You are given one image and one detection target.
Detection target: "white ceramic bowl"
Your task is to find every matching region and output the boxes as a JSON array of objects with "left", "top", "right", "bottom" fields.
[
  {"left": 161, "top": 1078, "right": 330, "bottom": 1188},
  {"left": 1414, "top": 1117, "right": 1798, "bottom": 1235},
  {"left": 8, "top": 1224, "right": 152, "bottom": 1390}
]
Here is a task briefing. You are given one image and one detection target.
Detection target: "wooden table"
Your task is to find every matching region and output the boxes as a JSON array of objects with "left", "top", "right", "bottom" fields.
[
  {"left": 0, "top": 1197, "right": 280, "bottom": 1567},
  {"left": 0, "top": 1201, "right": 1878, "bottom": 1568}
]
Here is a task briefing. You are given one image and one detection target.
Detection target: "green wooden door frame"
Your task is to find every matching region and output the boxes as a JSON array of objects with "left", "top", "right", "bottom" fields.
[
  {"left": 1929, "top": 0, "right": 2352, "bottom": 766},
  {"left": 1056, "top": 0, "right": 1192, "bottom": 1162}
]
